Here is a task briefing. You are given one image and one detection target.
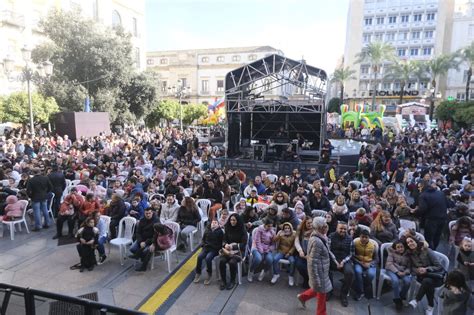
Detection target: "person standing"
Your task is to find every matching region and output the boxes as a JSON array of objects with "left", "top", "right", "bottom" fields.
[
  {"left": 27, "top": 169, "right": 53, "bottom": 231},
  {"left": 416, "top": 179, "right": 448, "bottom": 250},
  {"left": 297, "top": 217, "right": 332, "bottom": 315},
  {"left": 48, "top": 165, "right": 66, "bottom": 217}
]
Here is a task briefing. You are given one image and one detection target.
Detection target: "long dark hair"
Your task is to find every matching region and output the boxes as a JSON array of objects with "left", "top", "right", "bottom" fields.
[
  {"left": 225, "top": 213, "right": 245, "bottom": 233},
  {"left": 445, "top": 270, "right": 469, "bottom": 292}
]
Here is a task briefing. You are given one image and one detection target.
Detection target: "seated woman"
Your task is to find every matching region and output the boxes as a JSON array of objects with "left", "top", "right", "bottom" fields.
[
  {"left": 194, "top": 220, "right": 224, "bottom": 285},
  {"left": 382, "top": 185, "right": 398, "bottom": 212},
  {"left": 331, "top": 195, "right": 349, "bottom": 222},
  {"left": 54, "top": 187, "right": 84, "bottom": 239},
  {"left": 247, "top": 218, "right": 276, "bottom": 282},
  {"left": 370, "top": 210, "right": 398, "bottom": 244},
  {"left": 176, "top": 196, "right": 201, "bottom": 251},
  {"left": 385, "top": 240, "right": 411, "bottom": 310},
  {"left": 405, "top": 236, "right": 444, "bottom": 315},
  {"left": 219, "top": 213, "right": 247, "bottom": 290},
  {"left": 272, "top": 222, "right": 296, "bottom": 286},
  {"left": 79, "top": 193, "right": 100, "bottom": 227},
  {"left": 295, "top": 216, "right": 313, "bottom": 288},
  {"left": 270, "top": 192, "right": 288, "bottom": 214},
  {"left": 76, "top": 216, "right": 99, "bottom": 272},
  {"left": 449, "top": 216, "right": 473, "bottom": 247},
  {"left": 2, "top": 195, "right": 24, "bottom": 221},
  {"left": 325, "top": 211, "right": 337, "bottom": 235}
]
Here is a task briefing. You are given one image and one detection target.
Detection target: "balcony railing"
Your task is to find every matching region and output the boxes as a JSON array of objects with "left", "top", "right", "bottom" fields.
[{"left": 1, "top": 10, "right": 25, "bottom": 28}]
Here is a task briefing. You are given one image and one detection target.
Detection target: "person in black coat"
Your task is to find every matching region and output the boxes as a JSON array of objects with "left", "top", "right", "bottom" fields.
[
  {"left": 194, "top": 220, "right": 224, "bottom": 284},
  {"left": 176, "top": 197, "right": 201, "bottom": 251},
  {"left": 305, "top": 190, "right": 331, "bottom": 214},
  {"left": 27, "top": 169, "right": 53, "bottom": 231},
  {"left": 129, "top": 208, "right": 159, "bottom": 271},
  {"left": 415, "top": 179, "right": 448, "bottom": 250},
  {"left": 48, "top": 165, "right": 66, "bottom": 217},
  {"left": 107, "top": 194, "right": 126, "bottom": 239}
]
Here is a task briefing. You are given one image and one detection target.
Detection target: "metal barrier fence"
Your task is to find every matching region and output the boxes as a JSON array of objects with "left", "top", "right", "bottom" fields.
[
  {"left": 0, "top": 283, "right": 145, "bottom": 315},
  {"left": 209, "top": 158, "right": 357, "bottom": 178}
]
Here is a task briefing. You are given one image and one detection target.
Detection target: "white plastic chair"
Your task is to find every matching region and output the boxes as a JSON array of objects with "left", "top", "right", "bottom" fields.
[
  {"left": 188, "top": 226, "right": 198, "bottom": 252},
  {"left": 65, "top": 179, "right": 72, "bottom": 187},
  {"left": 101, "top": 215, "right": 111, "bottom": 237},
  {"left": 109, "top": 216, "right": 137, "bottom": 265},
  {"left": 149, "top": 193, "right": 166, "bottom": 203},
  {"left": 448, "top": 220, "right": 459, "bottom": 261},
  {"left": 47, "top": 193, "right": 55, "bottom": 223},
  {"left": 196, "top": 199, "right": 211, "bottom": 219},
  {"left": 312, "top": 209, "right": 327, "bottom": 217},
  {"left": 376, "top": 242, "right": 393, "bottom": 299},
  {"left": 214, "top": 255, "right": 243, "bottom": 285},
  {"left": 151, "top": 221, "right": 180, "bottom": 272},
  {"left": 266, "top": 174, "right": 278, "bottom": 183},
  {"left": 252, "top": 202, "right": 268, "bottom": 213},
  {"left": 2, "top": 200, "right": 29, "bottom": 240},
  {"left": 349, "top": 212, "right": 356, "bottom": 220},
  {"left": 357, "top": 224, "right": 371, "bottom": 233},
  {"left": 349, "top": 180, "right": 363, "bottom": 190},
  {"left": 398, "top": 230, "right": 425, "bottom": 242},
  {"left": 71, "top": 179, "right": 81, "bottom": 186},
  {"left": 399, "top": 219, "right": 417, "bottom": 231}
]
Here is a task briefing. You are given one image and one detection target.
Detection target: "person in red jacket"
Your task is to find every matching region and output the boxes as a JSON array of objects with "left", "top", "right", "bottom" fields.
[
  {"left": 79, "top": 193, "right": 100, "bottom": 226},
  {"left": 53, "top": 187, "right": 84, "bottom": 239}
]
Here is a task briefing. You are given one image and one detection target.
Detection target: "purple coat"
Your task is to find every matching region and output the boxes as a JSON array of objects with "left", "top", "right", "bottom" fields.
[{"left": 253, "top": 225, "right": 276, "bottom": 254}]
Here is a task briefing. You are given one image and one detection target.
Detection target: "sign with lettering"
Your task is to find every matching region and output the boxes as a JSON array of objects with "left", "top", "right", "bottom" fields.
[
  {"left": 400, "top": 105, "right": 428, "bottom": 115},
  {"left": 369, "top": 90, "right": 420, "bottom": 97}
]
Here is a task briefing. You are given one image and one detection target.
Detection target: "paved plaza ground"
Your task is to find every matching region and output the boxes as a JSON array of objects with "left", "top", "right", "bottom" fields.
[{"left": 0, "top": 223, "right": 453, "bottom": 315}]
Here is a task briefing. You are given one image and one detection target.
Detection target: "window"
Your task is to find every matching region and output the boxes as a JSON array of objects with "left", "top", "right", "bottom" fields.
[
  {"left": 401, "top": 15, "right": 409, "bottom": 23},
  {"left": 216, "top": 56, "right": 225, "bottom": 62},
  {"left": 161, "top": 81, "right": 167, "bottom": 93},
  {"left": 383, "top": 82, "right": 391, "bottom": 89},
  {"left": 201, "top": 56, "right": 209, "bottom": 63},
  {"left": 413, "top": 14, "right": 422, "bottom": 22},
  {"left": 365, "top": 18, "right": 373, "bottom": 25},
  {"left": 231, "top": 55, "right": 240, "bottom": 62},
  {"left": 132, "top": 17, "right": 138, "bottom": 37},
  {"left": 201, "top": 80, "right": 209, "bottom": 92},
  {"left": 112, "top": 10, "right": 121, "bottom": 28},
  {"left": 146, "top": 59, "right": 154, "bottom": 65},
  {"left": 397, "top": 48, "right": 406, "bottom": 57},
  {"left": 410, "top": 48, "right": 419, "bottom": 56},
  {"left": 457, "top": 92, "right": 465, "bottom": 100},
  {"left": 160, "top": 58, "right": 168, "bottom": 64},
  {"left": 217, "top": 80, "right": 224, "bottom": 92},
  {"left": 361, "top": 66, "right": 369, "bottom": 74},
  {"left": 469, "top": 24, "right": 474, "bottom": 37},
  {"left": 386, "top": 33, "right": 395, "bottom": 41},
  {"left": 426, "top": 13, "right": 435, "bottom": 21},
  {"left": 388, "top": 16, "right": 397, "bottom": 24},
  {"left": 134, "top": 48, "right": 140, "bottom": 68},
  {"left": 399, "top": 32, "right": 408, "bottom": 40},
  {"left": 374, "top": 33, "right": 383, "bottom": 41},
  {"left": 394, "top": 82, "right": 401, "bottom": 89},
  {"left": 248, "top": 54, "right": 257, "bottom": 61},
  {"left": 376, "top": 17, "right": 384, "bottom": 24},
  {"left": 180, "top": 78, "right": 187, "bottom": 88},
  {"left": 423, "top": 47, "right": 432, "bottom": 55},
  {"left": 412, "top": 31, "right": 420, "bottom": 39},
  {"left": 424, "top": 30, "right": 434, "bottom": 38},
  {"left": 420, "top": 81, "right": 428, "bottom": 89},
  {"left": 363, "top": 33, "right": 372, "bottom": 43}
]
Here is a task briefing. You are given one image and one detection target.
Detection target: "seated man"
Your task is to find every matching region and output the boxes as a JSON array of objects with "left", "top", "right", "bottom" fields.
[
  {"left": 129, "top": 208, "right": 159, "bottom": 271},
  {"left": 350, "top": 228, "right": 378, "bottom": 300},
  {"left": 53, "top": 187, "right": 84, "bottom": 239},
  {"left": 160, "top": 194, "right": 180, "bottom": 222},
  {"left": 328, "top": 221, "right": 354, "bottom": 307}
]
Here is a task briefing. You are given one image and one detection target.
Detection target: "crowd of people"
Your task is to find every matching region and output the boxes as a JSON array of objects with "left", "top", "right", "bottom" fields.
[{"left": 0, "top": 124, "right": 473, "bottom": 315}]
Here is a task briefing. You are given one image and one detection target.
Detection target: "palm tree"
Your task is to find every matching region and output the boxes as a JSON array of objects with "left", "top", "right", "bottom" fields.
[
  {"left": 458, "top": 41, "right": 474, "bottom": 102},
  {"left": 426, "top": 54, "right": 459, "bottom": 119},
  {"left": 356, "top": 41, "right": 395, "bottom": 109},
  {"left": 331, "top": 67, "right": 356, "bottom": 105},
  {"left": 384, "top": 60, "right": 417, "bottom": 105},
  {"left": 410, "top": 60, "right": 429, "bottom": 93}
]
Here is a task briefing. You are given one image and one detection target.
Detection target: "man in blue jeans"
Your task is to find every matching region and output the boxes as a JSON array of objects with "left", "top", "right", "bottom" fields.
[
  {"left": 93, "top": 211, "right": 108, "bottom": 264},
  {"left": 351, "top": 229, "right": 378, "bottom": 300},
  {"left": 27, "top": 169, "right": 53, "bottom": 231},
  {"left": 129, "top": 208, "right": 158, "bottom": 271}
]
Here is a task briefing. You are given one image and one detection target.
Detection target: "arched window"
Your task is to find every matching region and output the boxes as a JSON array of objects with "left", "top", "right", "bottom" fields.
[{"left": 112, "top": 10, "right": 122, "bottom": 28}]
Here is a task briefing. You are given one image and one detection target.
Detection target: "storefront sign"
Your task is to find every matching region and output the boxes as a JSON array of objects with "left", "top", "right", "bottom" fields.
[
  {"left": 400, "top": 105, "right": 428, "bottom": 115},
  {"left": 369, "top": 90, "right": 419, "bottom": 97}
]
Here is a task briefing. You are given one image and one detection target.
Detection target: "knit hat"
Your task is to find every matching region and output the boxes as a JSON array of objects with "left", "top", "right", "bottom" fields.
[{"left": 295, "top": 200, "right": 304, "bottom": 211}]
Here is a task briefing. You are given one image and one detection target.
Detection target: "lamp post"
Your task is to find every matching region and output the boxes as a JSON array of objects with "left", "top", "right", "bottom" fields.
[
  {"left": 168, "top": 79, "right": 190, "bottom": 131},
  {"left": 427, "top": 87, "right": 442, "bottom": 121},
  {"left": 2, "top": 46, "right": 53, "bottom": 136}
]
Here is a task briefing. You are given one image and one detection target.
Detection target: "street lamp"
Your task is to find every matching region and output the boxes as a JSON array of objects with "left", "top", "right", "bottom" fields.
[
  {"left": 168, "top": 79, "right": 191, "bottom": 131},
  {"left": 427, "top": 87, "right": 442, "bottom": 120},
  {"left": 2, "top": 46, "right": 53, "bottom": 136}
]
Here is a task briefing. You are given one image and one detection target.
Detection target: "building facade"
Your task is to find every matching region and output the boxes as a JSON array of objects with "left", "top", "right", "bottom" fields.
[
  {"left": 0, "top": 0, "right": 146, "bottom": 95},
  {"left": 343, "top": 0, "right": 455, "bottom": 113},
  {"left": 446, "top": 0, "right": 474, "bottom": 101},
  {"left": 146, "top": 46, "right": 284, "bottom": 105}
]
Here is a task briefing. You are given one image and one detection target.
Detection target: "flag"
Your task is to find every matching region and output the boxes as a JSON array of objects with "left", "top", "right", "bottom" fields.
[{"left": 84, "top": 96, "right": 91, "bottom": 112}]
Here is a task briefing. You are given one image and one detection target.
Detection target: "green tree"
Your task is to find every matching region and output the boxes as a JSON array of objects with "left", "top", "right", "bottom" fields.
[
  {"left": 435, "top": 100, "right": 457, "bottom": 128},
  {"left": 330, "top": 67, "right": 356, "bottom": 104},
  {"left": 385, "top": 60, "right": 417, "bottom": 104},
  {"left": 182, "top": 104, "right": 208, "bottom": 125},
  {"left": 119, "top": 72, "right": 157, "bottom": 120},
  {"left": 425, "top": 54, "right": 459, "bottom": 118},
  {"left": 2, "top": 92, "right": 59, "bottom": 124},
  {"left": 145, "top": 100, "right": 180, "bottom": 127},
  {"left": 453, "top": 101, "right": 474, "bottom": 127},
  {"left": 355, "top": 41, "right": 395, "bottom": 109},
  {"left": 327, "top": 97, "right": 342, "bottom": 113},
  {"left": 458, "top": 41, "right": 474, "bottom": 102}
]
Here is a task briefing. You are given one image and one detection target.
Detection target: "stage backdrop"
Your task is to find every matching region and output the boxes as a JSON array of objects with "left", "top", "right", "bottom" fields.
[{"left": 55, "top": 112, "right": 111, "bottom": 140}]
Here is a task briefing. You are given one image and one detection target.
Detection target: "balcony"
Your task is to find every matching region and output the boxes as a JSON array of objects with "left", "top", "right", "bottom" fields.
[
  {"left": 0, "top": 10, "right": 25, "bottom": 28},
  {"left": 199, "top": 90, "right": 210, "bottom": 96}
]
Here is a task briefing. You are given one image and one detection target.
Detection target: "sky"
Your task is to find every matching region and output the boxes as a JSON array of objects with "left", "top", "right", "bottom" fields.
[{"left": 145, "top": 0, "right": 350, "bottom": 73}]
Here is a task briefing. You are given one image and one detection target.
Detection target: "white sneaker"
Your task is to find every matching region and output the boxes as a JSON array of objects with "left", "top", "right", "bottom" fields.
[
  {"left": 408, "top": 300, "right": 417, "bottom": 309},
  {"left": 289, "top": 276, "right": 295, "bottom": 286},
  {"left": 258, "top": 270, "right": 265, "bottom": 281},
  {"left": 271, "top": 274, "right": 280, "bottom": 284},
  {"left": 247, "top": 271, "right": 254, "bottom": 282},
  {"left": 425, "top": 307, "right": 433, "bottom": 315}
]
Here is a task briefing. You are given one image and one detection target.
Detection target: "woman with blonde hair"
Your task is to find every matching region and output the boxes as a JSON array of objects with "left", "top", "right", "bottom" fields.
[
  {"left": 331, "top": 195, "right": 349, "bottom": 222},
  {"left": 370, "top": 210, "right": 398, "bottom": 244}
]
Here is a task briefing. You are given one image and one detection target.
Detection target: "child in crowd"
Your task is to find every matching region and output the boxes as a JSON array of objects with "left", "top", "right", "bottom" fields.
[
  {"left": 354, "top": 207, "right": 372, "bottom": 227},
  {"left": 449, "top": 216, "right": 473, "bottom": 246},
  {"left": 128, "top": 196, "right": 145, "bottom": 219},
  {"left": 439, "top": 270, "right": 471, "bottom": 315},
  {"left": 234, "top": 198, "right": 247, "bottom": 215},
  {"left": 457, "top": 237, "right": 474, "bottom": 285},
  {"left": 294, "top": 200, "right": 306, "bottom": 221},
  {"left": 218, "top": 209, "right": 229, "bottom": 228},
  {"left": 393, "top": 198, "right": 418, "bottom": 223},
  {"left": 272, "top": 222, "right": 296, "bottom": 286},
  {"left": 1, "top": 195, "right": 24, "bottom": 221},
  {"left": 76, "top": 217, "right": 99, "bottom": 272}
]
